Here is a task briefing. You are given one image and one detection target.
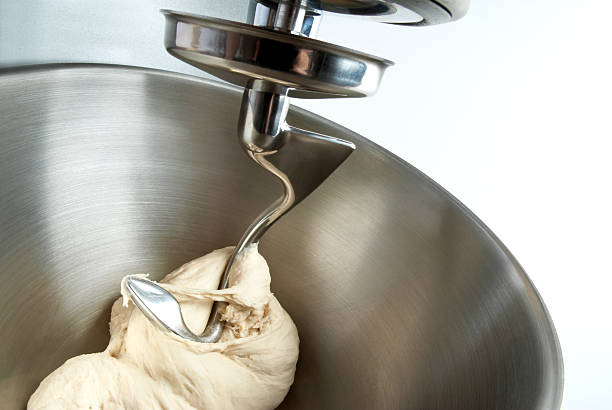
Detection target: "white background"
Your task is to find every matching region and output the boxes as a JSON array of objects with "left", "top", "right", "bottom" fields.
[
  {"left": 1, "top": 0, "right": 610, "bottom": 408},
  {"left": 297, "top": 1, "right": 612, "bottom": 408}
]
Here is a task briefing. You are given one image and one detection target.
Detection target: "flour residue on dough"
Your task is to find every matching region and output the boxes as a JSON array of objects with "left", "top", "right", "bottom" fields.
[{"left": 28, "top": 246, "right": 300, "bottom": 410}]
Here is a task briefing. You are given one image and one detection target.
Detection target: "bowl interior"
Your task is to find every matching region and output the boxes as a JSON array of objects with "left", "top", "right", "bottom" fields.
[{"left": 0, "top": 65, "right": 562, "bottom": 409}]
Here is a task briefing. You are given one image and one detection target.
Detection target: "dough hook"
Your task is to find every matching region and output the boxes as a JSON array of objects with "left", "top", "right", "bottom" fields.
[
  {"left": 126, "top": 79, "right": 356, "bottom": 342},
  {"left": 126, "top": 0, "right": 466, "bottom": 342}
]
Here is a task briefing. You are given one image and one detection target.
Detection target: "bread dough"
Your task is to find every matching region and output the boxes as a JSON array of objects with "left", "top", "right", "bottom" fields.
[{"left": 28, "top": 246, "right": 299, "bottom": 409}]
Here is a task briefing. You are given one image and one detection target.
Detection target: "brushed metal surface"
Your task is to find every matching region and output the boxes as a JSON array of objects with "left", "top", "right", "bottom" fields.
[{"left": 0, "top": 65, "right": 562, "bottom": 409}]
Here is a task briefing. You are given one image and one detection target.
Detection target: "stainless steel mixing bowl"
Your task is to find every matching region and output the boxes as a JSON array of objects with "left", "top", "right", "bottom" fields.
[{"left": 0, "top": 65, "right": 563, "bottom": 409}]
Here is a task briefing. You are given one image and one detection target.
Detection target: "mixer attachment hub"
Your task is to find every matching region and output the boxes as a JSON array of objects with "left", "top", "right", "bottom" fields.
[{"left": 162, "top": 10, "right": 392, "bottom": 99}]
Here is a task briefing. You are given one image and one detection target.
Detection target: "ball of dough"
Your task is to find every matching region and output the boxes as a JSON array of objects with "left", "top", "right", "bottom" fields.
[{"left": 28, "top": 247, "right": 300, "bottom": 410}]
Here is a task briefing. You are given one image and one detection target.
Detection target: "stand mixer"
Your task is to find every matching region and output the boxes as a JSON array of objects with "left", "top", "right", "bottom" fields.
[
  {"left": 0, "top": 0, "right": 566, "bottom": 407},
  {"left": 125, "top": 0, "right": 470, "bottom": 342}
]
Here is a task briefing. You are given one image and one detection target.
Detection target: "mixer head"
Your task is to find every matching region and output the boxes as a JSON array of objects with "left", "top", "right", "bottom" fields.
[{"left": 250, "top": 0, "right": 469, "bottom": 26}]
